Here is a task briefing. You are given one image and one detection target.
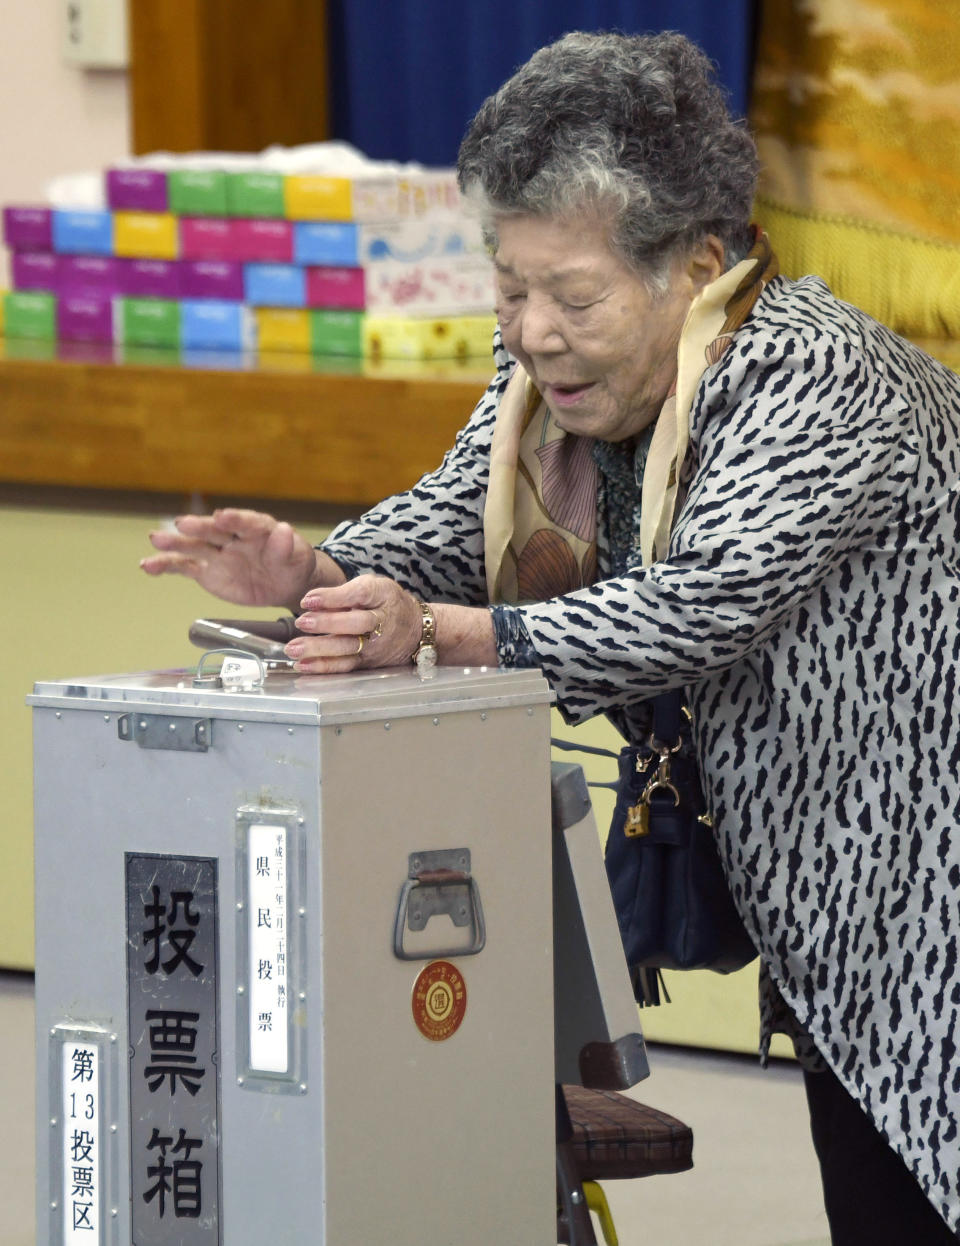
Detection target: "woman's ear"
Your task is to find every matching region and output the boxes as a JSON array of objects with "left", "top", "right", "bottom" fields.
[{"left": 687, "top": 235, "right": 726, "bottom": 294}]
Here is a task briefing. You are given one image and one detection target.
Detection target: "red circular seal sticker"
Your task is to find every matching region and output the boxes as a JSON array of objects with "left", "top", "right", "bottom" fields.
[{"left": 411, "top": 960, "right": 467, "bottom": 1041}]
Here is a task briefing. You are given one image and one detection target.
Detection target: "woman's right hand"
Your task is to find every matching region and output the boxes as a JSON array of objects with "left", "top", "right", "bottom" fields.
[{"left": 140, "top": 507, "right": 342, "bottom": 610}]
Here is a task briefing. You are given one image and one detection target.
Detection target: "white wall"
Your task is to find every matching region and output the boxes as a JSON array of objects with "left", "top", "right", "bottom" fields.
[{"left": 0, "top": 0, "right": 130, "bottom": 285}]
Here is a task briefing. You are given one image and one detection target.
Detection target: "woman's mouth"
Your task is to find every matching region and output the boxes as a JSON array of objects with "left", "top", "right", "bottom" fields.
[{"left": 544, "top": 381, "right": 595, "bottom": 407}]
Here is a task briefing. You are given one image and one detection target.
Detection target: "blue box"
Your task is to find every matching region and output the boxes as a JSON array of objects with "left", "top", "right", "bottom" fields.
[
  {"left": 181, "top": 299, "right": 252, "bottom": 351},
  {"left": 243, "top": 262, "right": 307, "bottom": 308},
  {"left": 180, "top": 348, "right": 247, "bottom": 371},
  {"left": 52, "top": 209, "right": 114, "bottom": 256},
  {"left": 293, "top": 222, "right": 358, "bottom": 266}
]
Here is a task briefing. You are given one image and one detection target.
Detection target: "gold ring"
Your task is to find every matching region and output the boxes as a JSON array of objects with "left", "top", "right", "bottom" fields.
[
  {"left": 369, "top": 610, "right": 383, "bottom": 639},
  {"left": 355, "top": 635, "right": 365, "bottom": 655}
]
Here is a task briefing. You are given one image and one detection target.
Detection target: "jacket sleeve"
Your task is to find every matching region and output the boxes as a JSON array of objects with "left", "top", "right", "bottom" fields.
[
  {"left": 511, "top": 324, "right": 920, "bottom": 725},
  {"left": 319, "top": 344, "right": 514, "bottom": 603}
]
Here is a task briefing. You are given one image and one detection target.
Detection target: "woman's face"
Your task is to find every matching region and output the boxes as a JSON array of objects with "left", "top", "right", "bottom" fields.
[{"left": 494, "top": 213, "right": 711, "bottom": 442}]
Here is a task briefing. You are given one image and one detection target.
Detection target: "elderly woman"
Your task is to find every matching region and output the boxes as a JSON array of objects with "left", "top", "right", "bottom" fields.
[{"left": 143, "top": 31, "right": 960, "bottom": 1244}]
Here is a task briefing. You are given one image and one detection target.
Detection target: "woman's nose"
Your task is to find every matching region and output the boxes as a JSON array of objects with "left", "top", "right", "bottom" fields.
[{"left": 519, "top": 297, "right": 565, "bottom": 356}]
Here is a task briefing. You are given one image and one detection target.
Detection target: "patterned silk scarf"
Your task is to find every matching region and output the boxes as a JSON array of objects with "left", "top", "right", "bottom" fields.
[{"left": 484, "top": 230, "right": 779, "bottom": 602}]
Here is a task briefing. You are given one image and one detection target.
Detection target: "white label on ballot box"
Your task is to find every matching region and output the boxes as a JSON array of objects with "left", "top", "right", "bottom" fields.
[
  {"left": 62, "top": 1040, "right": 101, "bottom": 1244},
  {"left": 247, "top": 824, "right": 290, "bottom": 1074}
]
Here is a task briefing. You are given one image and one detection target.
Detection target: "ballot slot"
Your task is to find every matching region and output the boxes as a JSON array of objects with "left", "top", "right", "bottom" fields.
[
  {"left": 189, "top": 619, "right": 293, "bottom": 665},
  {"left": 234, "top": 808, "right": 307, "bottom": 1092}
]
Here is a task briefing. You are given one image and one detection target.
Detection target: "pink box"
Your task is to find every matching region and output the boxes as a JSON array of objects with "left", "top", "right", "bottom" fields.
[
  {"left": 181, "top": 259, "right": 244, "bottom": 300},
  {"left": 12, "top": 251, "right": 59, "bottom": 292},
  {"left": 106, "top": 167, "right": 168, "bottom": 212},
  {"left": 306, "top": 266, "right": 365, "bottom": 310},
  {"left": 232, "top": 218, "right": 294, "bottom": 262},
  {"left": 3, "top": 206, "right": 53, "bottom": 251},
  {"left": 180, "top": 217, "right": 294, "bottom": 262},
  {"left": 57, "top": 293, "right": 114, "bottom": 343},
  {"left": 180, "top": 217, "right": 242, "bottom": 262},
  {"left": 60, "top": 255, "right": 124, "bottom": 297},
  {"left": 123, "top": 259, "right": 182, "bottom": 299}
]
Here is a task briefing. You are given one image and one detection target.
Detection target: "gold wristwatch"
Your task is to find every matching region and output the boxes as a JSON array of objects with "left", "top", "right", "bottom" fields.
[{"left": 413, "top": 601, "right": 437, "bottom": 678}]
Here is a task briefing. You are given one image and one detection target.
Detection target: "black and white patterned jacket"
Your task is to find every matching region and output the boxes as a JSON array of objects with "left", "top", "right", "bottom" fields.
[{"left": 324, "top": 274, "right": 960, "bottom": 1230}]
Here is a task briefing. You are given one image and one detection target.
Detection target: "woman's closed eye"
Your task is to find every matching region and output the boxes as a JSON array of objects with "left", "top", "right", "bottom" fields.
[{"left": 557, "top": 286, "right": 609, "bottom": 312}]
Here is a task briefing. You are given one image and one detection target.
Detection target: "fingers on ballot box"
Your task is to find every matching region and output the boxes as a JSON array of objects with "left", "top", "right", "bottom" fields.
[{"left": 30, "top": 664, "right": 566, "bottom": 1246}]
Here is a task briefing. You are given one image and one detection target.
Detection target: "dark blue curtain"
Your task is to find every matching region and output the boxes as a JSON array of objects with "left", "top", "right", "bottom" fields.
[{"left": 327, "top": 1, "right": 757, "bottom": 166}]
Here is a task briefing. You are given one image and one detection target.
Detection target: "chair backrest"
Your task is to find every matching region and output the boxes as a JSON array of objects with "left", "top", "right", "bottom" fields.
[{"left": 552, "top": 761, "right": 648, "bottom": 1090}]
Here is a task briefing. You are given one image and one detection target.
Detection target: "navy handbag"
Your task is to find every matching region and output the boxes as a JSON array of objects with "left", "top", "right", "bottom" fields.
[{"left": 602, "top": 690, "right": 757, "bottom": 1004}]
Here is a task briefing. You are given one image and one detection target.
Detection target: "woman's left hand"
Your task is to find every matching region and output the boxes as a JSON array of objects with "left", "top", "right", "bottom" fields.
[{"left": 285, "top": 573, "right": 422, "bottom": 673}]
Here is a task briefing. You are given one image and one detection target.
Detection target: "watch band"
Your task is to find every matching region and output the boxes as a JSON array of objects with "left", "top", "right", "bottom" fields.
[{"left": 413, "top": 600, "right": 438, "bottom": 677}]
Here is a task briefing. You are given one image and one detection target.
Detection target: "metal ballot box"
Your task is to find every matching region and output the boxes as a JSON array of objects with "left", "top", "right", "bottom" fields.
[{"left": 30, "top": 665, "right": 557, "bottom": 1246}]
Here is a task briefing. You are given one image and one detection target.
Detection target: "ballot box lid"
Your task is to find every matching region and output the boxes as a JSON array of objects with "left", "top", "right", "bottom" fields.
[{"left": 28, "top": 664, "right": 554, "bottom": 726}]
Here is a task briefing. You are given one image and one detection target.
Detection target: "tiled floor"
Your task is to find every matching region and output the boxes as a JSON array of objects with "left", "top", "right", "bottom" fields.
[
  {"left": 2, "top": 970, "right": 829, "bottom": 1245},
  {"left": 603, "top": 1045, "right": 830, "bottom": 1246}
]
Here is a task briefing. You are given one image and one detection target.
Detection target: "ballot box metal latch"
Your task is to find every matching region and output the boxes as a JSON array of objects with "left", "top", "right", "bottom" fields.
[{"left": 117, "top": 712, "right": 213, "bottom": 752}]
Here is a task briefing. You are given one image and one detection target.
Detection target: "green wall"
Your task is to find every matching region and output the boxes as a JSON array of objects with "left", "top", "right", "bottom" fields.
[{"left": 1, "top": 500, "right": 330, "bottom": 971}]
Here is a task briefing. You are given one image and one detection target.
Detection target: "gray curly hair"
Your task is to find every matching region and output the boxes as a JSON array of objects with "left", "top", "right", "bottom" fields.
[{"left": 456, "top": 31, "right": 759, "bottom": 292}]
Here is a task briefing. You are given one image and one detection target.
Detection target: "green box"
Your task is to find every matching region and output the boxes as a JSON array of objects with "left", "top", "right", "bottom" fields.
[
  {"left": 3, "top": 291, "right": 57, "bottom": 339},
  {"left": 1, "top": 335, "right": 58, "bottom": 361},
  {"left": 120, "top": 343, "right": 183, "bottom": 367},
  {"left": 310, "top": 309, "right": 364, "bottom": 357},
  {"left": 121, "top": 298, "right": 181, "bottom": 349},
  {"left": 168, "top": 169, "right": 229, "bottom": 216},
  {"left": 225, "top": 171, "right": 285, "bottom": 218}
]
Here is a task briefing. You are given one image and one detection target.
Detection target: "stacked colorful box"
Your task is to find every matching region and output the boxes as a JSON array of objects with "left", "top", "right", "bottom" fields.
[{"left": 2, "top": 160, "right": 497, "bottom": 359}]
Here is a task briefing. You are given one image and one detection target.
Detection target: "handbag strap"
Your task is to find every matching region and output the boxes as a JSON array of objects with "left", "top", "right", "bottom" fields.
[
  {"left": 550, "top": 736, "right": 619, "bottom": 760},
  {"left": 552, "top": 688, "right": 685, "bottom": 760},
  {"left": 651, "top": 689, "right": 683, "bottom": 746},
  {"left": 550, "top": 736, "right": 620, "bottom": 790}
]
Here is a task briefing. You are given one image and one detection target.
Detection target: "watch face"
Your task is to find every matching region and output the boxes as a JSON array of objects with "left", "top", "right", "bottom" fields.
[{"left": 415, "top": 644, "right": 438, "bottom": 679}]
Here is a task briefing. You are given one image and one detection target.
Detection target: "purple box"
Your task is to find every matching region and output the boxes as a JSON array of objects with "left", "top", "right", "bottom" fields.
[
  {"left": 57, "top": 293, "right": 115, "bottom": 343},
  {"left": 181, "top": 259, "right": 244, "bottom": 301},
  {"left": 59, "top": 255, "right": 124, "bottom": 297},
  {"left": 233, "top": 219, "right": 294, "bottom": 262},
  {"left": 58, "top": 340, "right": 117, "bottom": 365},
  {"left": 179, "top": 217, "right": 240, "bottom": 262},
  {"left": 123, "top": 259, "right": 182, "bottom": 299},
  {"left": 12, "top": 251, "right": 60, "bottom": 292},
  {"left": 106, "top": 167, "right": 168, "bottom": 212},
  {"left": 3, "top": 206, "right": 53, "bottom": 251}
]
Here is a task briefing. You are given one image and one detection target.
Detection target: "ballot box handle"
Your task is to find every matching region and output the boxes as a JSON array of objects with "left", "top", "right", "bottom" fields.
[{"left": 393, "top": 850, "right": 486, "bottom": 960}]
